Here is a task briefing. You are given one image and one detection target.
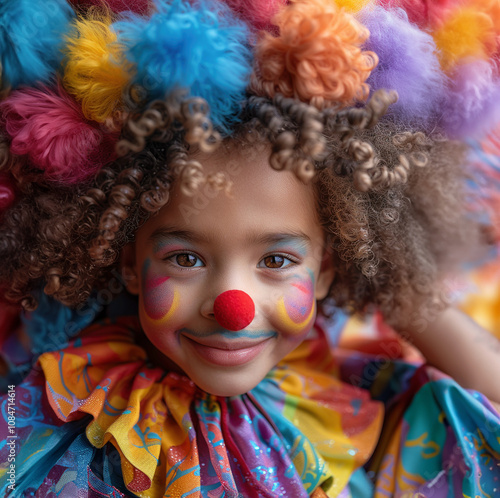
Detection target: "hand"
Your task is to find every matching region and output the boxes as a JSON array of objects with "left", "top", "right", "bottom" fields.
[{"left": 400, "top": 307, "right": 500, "bottom": 404}]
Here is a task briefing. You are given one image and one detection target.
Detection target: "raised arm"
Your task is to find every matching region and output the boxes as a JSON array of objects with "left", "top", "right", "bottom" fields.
[{"left": 402, "top": 306, "right": 500, "bottom": 405}]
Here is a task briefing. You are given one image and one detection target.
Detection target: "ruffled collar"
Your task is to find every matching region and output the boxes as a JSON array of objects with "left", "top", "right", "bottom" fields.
[{"left": 39, "top": 317, "right": 383, "bottom": 497}]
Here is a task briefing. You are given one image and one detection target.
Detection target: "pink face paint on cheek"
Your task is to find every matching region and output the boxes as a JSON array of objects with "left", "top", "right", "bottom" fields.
[
  {"left": 276, "top": 272, "right": 316, "bottom": 335},
  {"left": 141, "top": 259, "right": 175, "bottom": 320}
]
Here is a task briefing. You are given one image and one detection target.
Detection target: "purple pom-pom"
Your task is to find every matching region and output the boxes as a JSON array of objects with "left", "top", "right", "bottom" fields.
[
  {"left": 361, "top": 7, "right": 446, "bottom": 129},
  {"left": 442, "top": 60, "right": 500, "bottom": 139}
]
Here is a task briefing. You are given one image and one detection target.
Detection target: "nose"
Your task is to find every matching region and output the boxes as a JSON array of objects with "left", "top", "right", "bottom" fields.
[{"left": 213, "top": 290, "right": 255, "bottom": 331}]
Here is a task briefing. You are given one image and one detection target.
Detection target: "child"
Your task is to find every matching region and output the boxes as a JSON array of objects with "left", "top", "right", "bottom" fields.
[{"left": 1, "top": 0, "right": 500, "bottom": 496}]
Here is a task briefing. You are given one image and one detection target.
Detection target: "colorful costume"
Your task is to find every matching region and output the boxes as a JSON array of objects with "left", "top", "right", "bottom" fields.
[
  {"left": 1, "top": 0, "right": 500, "bottom": 497},
  {"left": 1, "top": 314, "right": 499, "bottom": 497}
]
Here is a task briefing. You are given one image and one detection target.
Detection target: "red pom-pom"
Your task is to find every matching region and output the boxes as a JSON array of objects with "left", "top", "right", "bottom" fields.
[
  {"left": 0, "top": 85, "right": 116, "bottom": 184},
  {"left": 222, "top": 0, "right": 287, "bottom": 31},
  {"left": 213, "top": 290, "right": 255, "bottom": 331},
  {"left": 0, "top": 302, "right": 21, "bottom": 348},
  {"left": 378, "top": 0, "right": 453, "bottom": 28},
  {"left": 0, "top": 173, "right": 16, "bottom": 212}
]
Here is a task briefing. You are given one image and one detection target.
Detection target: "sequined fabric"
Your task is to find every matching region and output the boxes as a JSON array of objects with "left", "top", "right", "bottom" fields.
[
  {"left": 0, "top": 317, "right": 382, "bottom": 497},
  {"left": 1, "top": 316, "right": 499, "bottom": 497}
]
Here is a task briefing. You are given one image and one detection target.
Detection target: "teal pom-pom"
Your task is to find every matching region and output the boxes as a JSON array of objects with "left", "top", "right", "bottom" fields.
[
  {"left": 0, "top": 0, "right": 74, "bottom": 90},
  {"left": 114, "top": 0, "right": 253, "bottom": 134}
]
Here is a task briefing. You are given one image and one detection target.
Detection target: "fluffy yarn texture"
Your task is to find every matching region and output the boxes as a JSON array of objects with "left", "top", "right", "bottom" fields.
[
  {"left": 0, "top": 0, "right": 74, "bottom": 90},
  {"left": 362, "top": 7, "right": 445, "bottom": 129},
  {"left": 63, "top": 11, "right": 130, "bottom": 123},
  {"left": 222, "top": 0, "right": 287, "bottom": 31},
  {"left": 114, "top": 0, "right": 253, "bottom": 134},
  {"left": 249, "top": 0, "right": 378, "bottom": 109},
  {"left": 334, "top": 0, "right": 371, "bottom": 13},
  {"left": 433, "top": 6, "right": 498, "bottom": 72},
  {"left": 0, "top": 85, "right": 116, "bottom": 184},
  {"left": 441, "top": 60, "right": 500, "bottom": 138},
  {"left": 377, "top": 0, "right": 453, "bottom": 27},
  {"left": 70, "top": 0, "right": 151, "bottom": 14}
]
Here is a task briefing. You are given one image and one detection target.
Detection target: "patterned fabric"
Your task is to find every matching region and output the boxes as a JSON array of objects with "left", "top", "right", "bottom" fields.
[
  {"left": 0, "top": 316, "right": 499, "bottom": 497},
  {"left": 0, "top": 317, "right": 382, "bottom": 497}
]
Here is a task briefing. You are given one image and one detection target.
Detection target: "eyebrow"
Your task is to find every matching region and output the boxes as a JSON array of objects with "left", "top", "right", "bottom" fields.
[
  {"left": 148, "top": 226, "right": 311, "bottom": 247},
  {"left": 148, "top": 227, "right": 205, "bottom": 250},
  {"left": 251, "top": 231, "right": 311, "bottom": 247}
]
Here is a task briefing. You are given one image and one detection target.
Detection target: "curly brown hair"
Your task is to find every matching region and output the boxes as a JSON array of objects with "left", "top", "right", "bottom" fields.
[{"left": 0, "top": 90, "right": 481, "bottom": 326}]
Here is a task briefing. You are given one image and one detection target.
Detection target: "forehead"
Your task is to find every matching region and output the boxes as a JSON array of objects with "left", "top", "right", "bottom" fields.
[
  {"left": 137, "top": 145, "right": 322, "bottom": 244},
  {"left": 193, "top": 143, "right": 317, "bottom": 207}
]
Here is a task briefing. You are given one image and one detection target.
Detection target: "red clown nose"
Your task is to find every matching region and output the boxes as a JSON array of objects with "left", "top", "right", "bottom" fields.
[{"left": 213, "top": 290, "right": 255, "bottom": 331}]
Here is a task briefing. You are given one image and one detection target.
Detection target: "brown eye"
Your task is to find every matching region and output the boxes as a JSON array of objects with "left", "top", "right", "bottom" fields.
[
  {"left": 263, "top": 255, "right": 285, "bottom": 268},
  {"left": 175, "top": 254, "right": 200, "bottom": 267}
]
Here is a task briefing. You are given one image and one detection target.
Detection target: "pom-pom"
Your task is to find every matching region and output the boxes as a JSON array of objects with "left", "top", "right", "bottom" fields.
[
  {"left": 249, "top": 0, "right": 378, "bottom": 109},
  {"left": 221, "top": 0, "right": 287, "bottom": 31},
  {"left": 0, "top": 85, "right": 116, "bottom": 184},
  {"left": 377, "top": 0, "right": 453, "bottom": 28},
  {"left": 63, "top": 10, "right": 131, "bottom": 123},
  {"left": 362, "top": 7, "right": 446, "bottom": 129},
  {"left": 334, "top": 0, "right": 371, "bottom": 13},
  {"left": 433, "top": 7, "right": 497, "bottom": 71},
  {"left": 69, "top": 0, "right": 151, "bottom": 15},
  {"left": 114, "top": 0, "right": 252, "bottom": 134},
  {"left": 0, "top": 173, "right": 16, "bottom": 213},
  {"left": 441, "top": 60, "right": 500, "bottom": 138},
  {"left": 213, "top": 290, "right": 255, "bottom": 331},
  {"left": 0, "top": 0, "right": 74, "bottom": 90}
]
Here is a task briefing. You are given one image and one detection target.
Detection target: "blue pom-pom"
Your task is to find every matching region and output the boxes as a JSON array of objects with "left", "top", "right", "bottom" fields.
[
  {"left": 114, "top": 0, "right": 253, "bottom": 134},
  {"left": 0, "top": 0, "right": 74, "bottom": 90},
  {"left": 361, "top": 7, "right": 446, "bottom": 130}
]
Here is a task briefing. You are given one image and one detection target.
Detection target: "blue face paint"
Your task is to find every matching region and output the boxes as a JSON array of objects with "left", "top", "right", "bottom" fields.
[{"left": 177, "top": 327, "right": 277, "bottom": 340}]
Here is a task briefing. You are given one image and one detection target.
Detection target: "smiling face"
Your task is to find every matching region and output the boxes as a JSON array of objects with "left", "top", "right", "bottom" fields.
[{"left": 124, "top": 144, "right": 334, "bottom": 396}]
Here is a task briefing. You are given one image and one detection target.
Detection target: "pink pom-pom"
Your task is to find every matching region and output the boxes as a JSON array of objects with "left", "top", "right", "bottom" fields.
[
  {"left": 0, "top": 173, "right": 16, "bottom": 212},
  {"left": 0, "top": 85, "right": 115, "bottom": 184},
  {"left": 222, "top": 0, "right": 287, "bottom": 31},
  {"left": 378, "top": 0, "right": 453, "bottom": 28},
  {"left": 69, "top": 0, "right": 151, "bottom": 14}
]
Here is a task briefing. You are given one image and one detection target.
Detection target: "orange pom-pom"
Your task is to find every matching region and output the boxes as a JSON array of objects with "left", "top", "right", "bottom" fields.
[
  {"left": 468, "top": 0, "right": 500, "bottom": 52},
  {"left": 249, "top": 0, "right": 377, "bottom": 108},
  {"left": 433, "top": 7, "right": 497, "bottom": 71}
]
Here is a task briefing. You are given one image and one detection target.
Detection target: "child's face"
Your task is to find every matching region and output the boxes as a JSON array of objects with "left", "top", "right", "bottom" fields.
[{"left": 124, "top": 146, "right": 334, "bottom": 396}]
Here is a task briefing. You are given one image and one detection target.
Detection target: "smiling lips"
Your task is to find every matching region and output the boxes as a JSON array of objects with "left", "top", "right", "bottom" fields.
[{"left": 182, "top": 334, "right": 273, "bottom": 367}]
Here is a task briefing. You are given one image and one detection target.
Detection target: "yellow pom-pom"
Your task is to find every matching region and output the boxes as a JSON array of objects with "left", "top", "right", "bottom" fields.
[
  {"left": 334, "top": 0, "right": 371, "bottom": 14},
  {"left": 63, "top": 11, "right": 130, "bottom": 123},
  {"left": 433, "top": 7, "right": 497, "bottom": 72}
]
